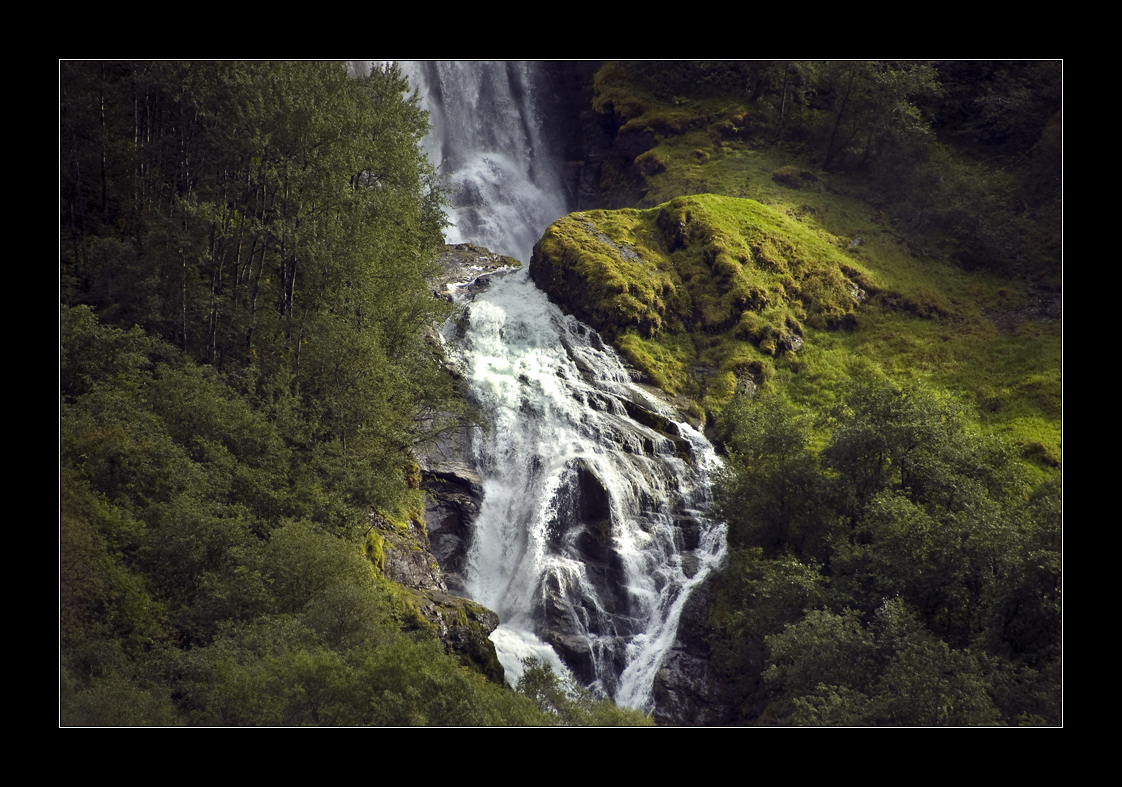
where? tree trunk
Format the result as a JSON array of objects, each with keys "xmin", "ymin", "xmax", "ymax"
[{"xmin": 822, "ymin": 66, "xmax": 857, "ymax": 170}]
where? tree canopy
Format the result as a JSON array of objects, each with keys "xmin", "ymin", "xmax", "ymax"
[
  {"xmin": 61, "ymin": 61, "xmax": 453, "ymax": 513},
  {"xmin": 710, "ymin": 376, "xmax": 1061, "ymax": 725},
  {"xmin": 59, "ymin": 61, "xmax": 578, "ymax": 726}
]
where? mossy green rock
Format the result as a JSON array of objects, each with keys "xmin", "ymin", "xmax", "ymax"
[
  {"xmin": 409, "ymin": 590, "xmax": 506, "ymax": 685},
  {"xmin": 530, "ymin": 194, "xmax": 875, "ymax": 410},
  {"xmin": 370, "ymin": 505, "xmax": 505, "ymax": 685}
]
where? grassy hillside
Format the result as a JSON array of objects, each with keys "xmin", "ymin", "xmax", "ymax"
[
  {"xmin": 556, "ymin": 61, "xmax": 1059, "ymax": 471},
  {"xmin": 533, "ymin": 188, "xmax": 1060, "ymax": 472},
  {"xmin": 534, "ymin": 61, "xmax": 1061, "ymax": 725}
]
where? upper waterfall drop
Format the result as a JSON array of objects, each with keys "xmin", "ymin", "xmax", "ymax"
[
  {"xmin": 399, "ymin": 61, "xmax": 568, "ymax": 262},
  {"xmin": 402, "ymin": 61, "xmax": 727, "ymax": 709}
]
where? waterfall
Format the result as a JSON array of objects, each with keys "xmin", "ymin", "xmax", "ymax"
[
  {"xmin": 400, "ymin": 61, "xmax": 727, "ymax": 710},
  {"xmin": 400, "ymin": 61, "xmax": 567, "ymax": 262}
]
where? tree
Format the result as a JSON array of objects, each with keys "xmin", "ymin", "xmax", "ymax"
[
  {"xmin": 803, "ymin": 61, "xmax": 940, "ymax": 172},
  {"xmin": 62, "ymin": 61, "xmax": 455, "ymax": 514},
  {"xmin": 761, "ymin": 600, "xmax": 1004, "ymax": 726},
  {"xmin": 714, "ymin": 394, "xmax": 829, "ymax": 558}
]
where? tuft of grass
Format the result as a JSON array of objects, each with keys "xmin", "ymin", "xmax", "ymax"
[{"xmin": 616, "ymin": 330, "xmax": 696, "ymax": 396}]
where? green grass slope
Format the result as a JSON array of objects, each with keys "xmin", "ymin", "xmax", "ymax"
[{"xmin": 535, "ymin": 66, "xmax": 1060, "ymax": 473}]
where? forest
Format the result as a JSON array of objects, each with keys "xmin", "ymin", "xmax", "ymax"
[
  {"xmin": 59, "ymin": 61, "xmax": 649, "ymax": 725},
  {"xmin": 60, "ymin": 60, "xmax": 1061, "ymax": 725}
]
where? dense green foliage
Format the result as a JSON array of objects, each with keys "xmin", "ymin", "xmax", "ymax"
[
  {"xmin": 62, "ymin": 61, "xmax": 454, "ymax": 514},
  {"xmin": 708, "ymin": 380, "xmax": 1060, "ymax": 725},
  {"xmin": 60, "ymin": 61, "xmax": 650, "ymax": 726}
]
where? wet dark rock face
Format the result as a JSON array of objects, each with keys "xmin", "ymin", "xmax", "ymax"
[
  {"xmin": 537, "ymin": 458, "xmax": 632, "ymax": 689},
  {"xmin": 651, "ymin": 582, "xmax": 739, "ymax": 726},
  {"xmin": 417, "ymin": 426, "xmax": 482, "ymax": 597}
]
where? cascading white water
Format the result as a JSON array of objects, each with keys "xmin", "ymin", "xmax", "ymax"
[
  {"xmin": 448, "ymin": 271, "xmax": 726, "ymax": 706},
  {"xmin": 401, "ymin": 61, "xmax": 726, "ymax": 709}
]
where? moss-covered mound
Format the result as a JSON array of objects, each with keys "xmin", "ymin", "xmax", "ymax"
[
  {"xmin": 531, "ymin": 194, "xmax": 876, "ymax": 412},
  {"xmin": 533, "ymin": 62, "xmax": 1060, "ymax": 470}
]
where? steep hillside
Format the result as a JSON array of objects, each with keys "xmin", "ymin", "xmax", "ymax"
[
  {"xmin": 59, "ymin": 61, "xmax": 653, "ymax": 727},
  {"xmin": 531, "ymin": 191, "xmax": 1060, "ymax": 471},
  {"xmin": 531, "ymin": 61, "xmax": 1061, "ymax": 725}
]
